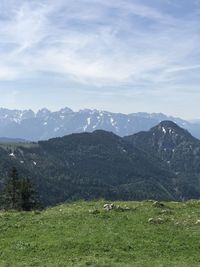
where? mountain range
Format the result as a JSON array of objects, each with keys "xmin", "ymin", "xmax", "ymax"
[
  {"xmin": 0, "ymin": 107, "xmax": 200, "ymax": 141},
  {"xmin": 0, "ymin": 121, "xmax": 200, "ymax": 206}
]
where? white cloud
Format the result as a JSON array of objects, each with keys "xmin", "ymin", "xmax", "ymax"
[
  {"xmin": 166, "ymin": 64, "xmax": 200, "ymax": 73},
  {"xmin": 0, "ymin": 65, "xmax": 20, "ymax": 80},
  {"xmin": 0, "ymin": 0, "xmax": 199, "ymax": 89}
]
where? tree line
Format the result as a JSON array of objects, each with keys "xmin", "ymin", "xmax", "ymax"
[{"xmin": 0, "ymin": 167, "xmax": 40, "ymax": 211}]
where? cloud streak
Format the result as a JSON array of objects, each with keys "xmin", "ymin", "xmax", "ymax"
[
  {"xmin": 0, "ymin": 0, "xmax": 199, "ymax": 86},
  {"xmin": 0, "ymin": 0, "xmax": 200, "ymax": 118}
]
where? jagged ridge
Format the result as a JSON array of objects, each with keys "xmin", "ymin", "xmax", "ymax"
[{"xmin": 0, "ymin": 107, "xmax": 200, "ymax": 141}]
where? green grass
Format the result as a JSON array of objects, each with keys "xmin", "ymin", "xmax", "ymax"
[{"xmin": 0, "ymin": 200, "xmax": 200, "ymax": 267}]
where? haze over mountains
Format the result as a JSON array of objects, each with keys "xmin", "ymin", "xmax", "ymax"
[
  {"xmin": 0, "ymin": 121, "xmax": 200, "ymax": 206},
  {"xmin": 0, "ymin": 107, "xmax": 200, "ymax": 141}
]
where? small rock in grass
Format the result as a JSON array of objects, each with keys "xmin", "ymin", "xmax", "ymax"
[
  {"xmin": 104, "ymin": 203, "xmax": 115, "ymax": 211},
  {"xmin": 124, "ymin": 206, "xmax": 131, "ymax": 211},
  {"xmin": 148, "ymin": 217, "xmax": 165, "ymax": 224},
  {"xmin": 152, "ymin": 201, "xmax": 165, "ymax": 208},
  {"xmin": 116, "ymin": 205, "xmax": 131, "ymax": 212},
  {"xmin": 103, "ymin": 203, "xmax": 131, "ymax": 212},
  {"xmin": 160, "ymin": 209, "xmax": 172, "ymax": 215},
  {"xmin": 148, "ymin": 218, "xmax": 154, "ymax": 223},
  {"xmin": 195, "ymin": 219, "xmax": 200, "ymax": 225}
]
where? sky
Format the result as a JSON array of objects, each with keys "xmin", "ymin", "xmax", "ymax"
[{"xmin": 0, "ymin": 0, "xmax": 200, "ymax": 119}]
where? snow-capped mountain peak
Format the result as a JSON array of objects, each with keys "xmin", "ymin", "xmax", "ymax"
[{"xmin": 0, "ymin": 107, "xmax": 199, "ymax": 141}]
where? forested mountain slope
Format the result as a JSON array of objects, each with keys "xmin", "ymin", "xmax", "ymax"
[
  {"xmin": 0, "ymin": 121, "xmax": 199, "ymax": 206},
  {"xmin": 125, "ymin": 121, "xmax": 200, "ymax": 199}
]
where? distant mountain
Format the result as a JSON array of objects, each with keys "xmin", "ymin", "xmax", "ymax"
[
  {"xmin": 0, "ymin": 137, "xmax": 27, "ymax": 143},
  {"xmin": 0, "ymin": 107, "xmax": 200, "ymax": 140},
  {"xmin": 0, "ymin": 121, "xmax": 200, "ymax": 206}
]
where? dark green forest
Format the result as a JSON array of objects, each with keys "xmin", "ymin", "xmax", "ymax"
[{"xmin": 0, "ymin": 121, "xmax": 200, "ymax": 207}]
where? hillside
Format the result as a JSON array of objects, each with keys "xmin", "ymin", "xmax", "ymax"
[
  {"xmin": 125, "ymin": 121, "xmax": 200, "ymax": 199},
  {"xmin": 0, "ymin": 130, "xmax": 175, "ymax": 206},
  {"xmin": 1, "ymin": 121, "xmax": 200, "ymax": 206},
  {"xmin": 0, "ymin": 200, "xmax": 200, "ymax": 267}
]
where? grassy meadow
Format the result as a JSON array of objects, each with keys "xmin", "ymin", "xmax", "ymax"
[{"xmin": 0, "ymin": 200, "xmax": 200, "ymax": 267}]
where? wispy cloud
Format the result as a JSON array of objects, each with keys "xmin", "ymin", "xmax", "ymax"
[
  {"xmin": 0, "ymin": 0, "xmax": 200, "ymax": 117},
  {"xmin": 0, "ymin": 0, "xmax": 199, "ymax": 86},
  {"xmin": 166, "ymin": 64, "xmax": 200, "ymax": 73}
]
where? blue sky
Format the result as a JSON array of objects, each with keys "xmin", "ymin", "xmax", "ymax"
[{"xmin": 0, "ymin": 0, "xmax": 200, "ymax": 119}]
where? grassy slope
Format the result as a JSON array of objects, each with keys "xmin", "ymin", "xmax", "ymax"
[{"xmin": 0, "ymin": 200, "xmax": 200, "ymax": 267}]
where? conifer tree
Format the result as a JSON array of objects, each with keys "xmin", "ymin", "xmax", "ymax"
[
  {"xmin": 1, "ymin": 167, "xmax": 40, "ymax": 211},
  {"xmin": 3, "ymin": 167, "xmax": 21, "ymax": 210},
  {"xmin": 20, "ymin": 177, "xmax": 39, "ymax": 211}
]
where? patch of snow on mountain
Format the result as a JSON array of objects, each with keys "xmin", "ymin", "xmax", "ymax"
[
  {"xmin": 110, "ymin": 118, "xmax": 115, "ymax": 126},
  {"xmin": 87, "ymin": 118, "xmax": 91, "ymax": 125},
  {"xmin": 54, "ymin": 127, "xmax": 60, "ymax": 132},
  {"xmin": 83, "ymin": 125, "xmax": 87, "ymax": 132},
  {"xmin": 162, "ymin": 127, "xmax": 166, "ymax": 134},
  {"xmin": 83, "ymin": 117, "xmax": 91, "ymax": 131}
]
